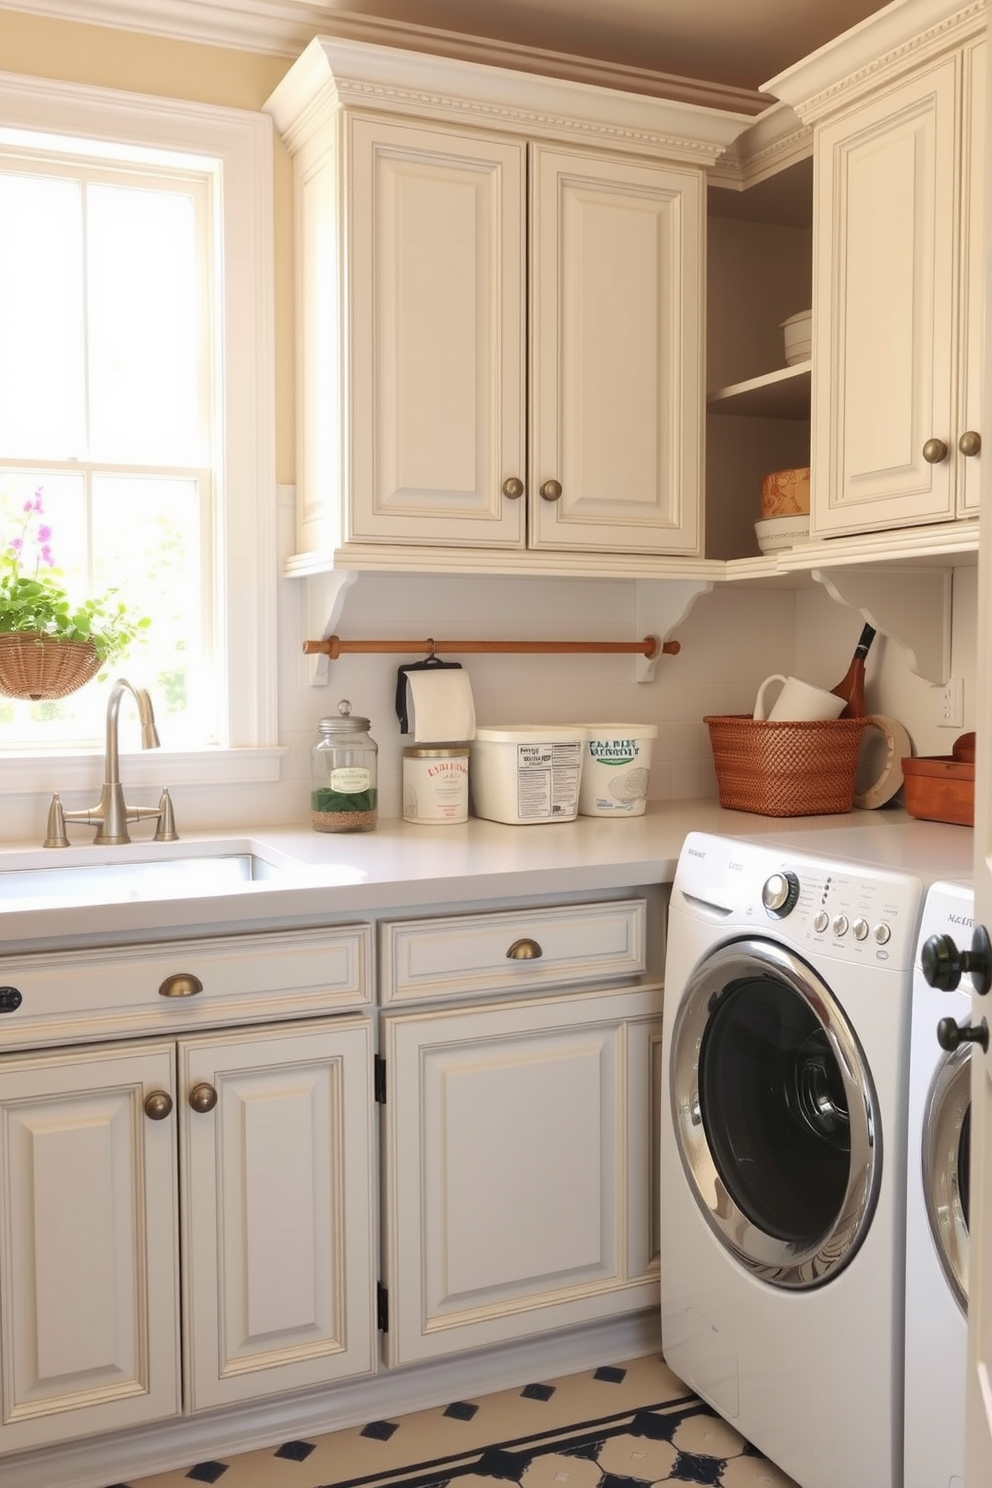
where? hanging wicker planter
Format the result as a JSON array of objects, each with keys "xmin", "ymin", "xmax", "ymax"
[{"xmin": 0, "ymin": 632, "xmax": 101, "ymax": 701}]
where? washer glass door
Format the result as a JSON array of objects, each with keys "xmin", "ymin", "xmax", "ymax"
[
  {"xmin": 669, "ymin": 937, "xmax": 881, "ymax": 1289},
  {"xmin": 923, "ymin": 1045, "xmax": 970, "ymax": 1313}
]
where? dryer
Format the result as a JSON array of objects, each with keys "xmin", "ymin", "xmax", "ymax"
[
  {"xmin": 660, "ymin": 830, "xmax": 924, "ymax": 1488},
  {"xmin": 905, "ymin": 880, "xmax": 973, "ymax": 1488}
]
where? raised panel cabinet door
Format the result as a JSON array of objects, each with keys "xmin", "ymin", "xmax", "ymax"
[
  {"xmin": 957, "ymin": 35, "xmax": 985, "ymax": 517},
  {"xmin": 180, "ymin": 1016, "xmax": 375, "ymax": 1412},
  {"xmin": 0, "ymin": 1041, "xmax": 179, "ymax": 1455},
  {"xmin": 348, "ymin": 116, "xmax": 527, "ymax": 547},
  {"xmin": 811, "ymin": 57, "xmax": 958, "ymax": 536},
  {"xmin": 530, "ymin": 145, "xmax": 704, "ymax": 555},
  {"xmin": 380, "ymin": 985, "xmax": 662, "ymax": 1367}
]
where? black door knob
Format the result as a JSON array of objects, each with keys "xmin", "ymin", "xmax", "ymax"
[
  {"xmin": 921, "ymin": 926, "xmax": 992, "ymax": 995},
  {"xmin": 936, "ymin": 1015, "xmax": 989, "ymax": 1053}
]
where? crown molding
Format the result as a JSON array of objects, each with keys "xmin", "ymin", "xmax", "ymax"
[{"xmin": 0, "ymin": 0, "xmax": 769, "ymax": 116}]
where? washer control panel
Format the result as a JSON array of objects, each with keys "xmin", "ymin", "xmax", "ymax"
[{"xmin": 675, "ymin": 832, "xmax": 925, "ymax": 969}]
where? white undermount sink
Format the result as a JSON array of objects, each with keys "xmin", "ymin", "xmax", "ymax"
[{"xmin": 0, "ymin": 850, "xmax": 289, "ymax": 907}]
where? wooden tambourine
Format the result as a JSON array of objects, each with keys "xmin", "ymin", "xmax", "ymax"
[{"xmin": 853, "ymin": 715, "xmax": 914, "ymax": 809}]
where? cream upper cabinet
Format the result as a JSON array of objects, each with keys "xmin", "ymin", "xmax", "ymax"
[
  {"xmin": 768, "ymin": 1, "xmax": 985, "ymax": 541},
  {"xmin": 530, "ymin": 146, "xmax": 703, "ymax": 554},
  {"xmin": 266, "ymin": 36, "xmax": 751, "ymax": 573},
  {"xmin": 347, "ymin": 116, "xmax": 527, "ymax": 549}
]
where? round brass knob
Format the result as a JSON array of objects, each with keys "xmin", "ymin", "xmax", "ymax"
[
  {"xmin": 189, "ymin": 1082, "xmax": 218, "ymax": 1113},
  {"xmin": 144, "ymin": 1090, "xmax": 174, "ymax": 1121},
  {"xmin": 507, "ymin": 938, "xmax": 543, "ymax": 960},
  {"xmin": 959, "ymin": 430, "xmax": 982, "ymax": 457},
  {"xmin": 502, "ymin": 477, "xmax": 524, "ymax": 500},
  {"xmin": 539, "ymin": 479, "xmax": 563, "ymax": 502},
  {"xmin": 158, "ymin": 973, "xmax": 204, "ymax": 998},
  {"xmin": 923, "ymin": 438, "xmax": 949, "ymax": 464}
]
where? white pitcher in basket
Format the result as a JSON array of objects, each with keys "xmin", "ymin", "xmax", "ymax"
[{"xmin": 753, "ymin": 674, "xmax": 846, "ymax": 723}]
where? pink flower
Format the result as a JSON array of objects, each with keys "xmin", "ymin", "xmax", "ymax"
[
  {"xmin": 40, "ymin": 545, "xmax": 53, "ymax": 566},
  {"xmin": 9, "ymin": 538, "xmax": 22, "ymax": 552},
  {"xmin": 36, "ymin": 525, "xmax": 52, "ymax": 542},
  {"xmin": 32, "ymin": 490, "xmax": 44, "ymax": 512}
]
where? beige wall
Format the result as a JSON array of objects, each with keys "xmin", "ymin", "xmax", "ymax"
[{"xmin": 0, "ymin": 6, "xmax": 297, "ymax": 484}]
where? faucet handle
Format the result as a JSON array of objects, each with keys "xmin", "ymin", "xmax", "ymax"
[
  {"xmin": 43, "ymin": 793, "xmax": 70, "ymax": 849},
  {"xmin": 153, "ymin": 788, "xmax": 179, "ymax": 843}
]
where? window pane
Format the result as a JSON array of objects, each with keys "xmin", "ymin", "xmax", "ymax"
[
  {"xmin": 87, "ymin": 182, "xmax": 202, "ymax": 462},
  {"xmin": 0, "ymin": 172, "xmax": 86, "ymax": 456},
  {"xmin": 91, "ymin": 474, "xmax": 212, "ymax": 743}
]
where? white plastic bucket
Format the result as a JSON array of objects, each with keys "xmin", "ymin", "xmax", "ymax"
[
  {"xmin": 470, "ymin": 725, "xmax": 584, "ymax": 824},
  {"xmin": 576, "ymin": 723, "xmax": 658, "ymax": 816}
]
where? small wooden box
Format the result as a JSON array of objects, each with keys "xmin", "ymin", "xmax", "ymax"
[{"xmin": 901, "ymin": 753, "xmax": 975, "ymax": 826}]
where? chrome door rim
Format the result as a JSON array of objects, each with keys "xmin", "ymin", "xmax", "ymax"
[
  {"xmin": 669, "ymin": 936, "xmax": 881, "ymax": 1289},
  {"xmin": 922, "ymin": 1045, "xmax": 970, "ymax": 1314}
]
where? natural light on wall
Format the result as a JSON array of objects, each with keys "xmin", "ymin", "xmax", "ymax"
[{"xmin": 0, "ymin": 73, "xmax": 276, "ymax": 786}]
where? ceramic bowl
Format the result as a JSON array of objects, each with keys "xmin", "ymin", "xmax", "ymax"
[
  {"xmin": 759, "ymin": 466, "xmax": 810, "ymax": 519},
  {"xmin": 782, "ymin": 309, "xmax": 812, "ymax": 366},
  {"xmin": 755, "ymin": 514, "xmax": 811, "ymax": 553}
]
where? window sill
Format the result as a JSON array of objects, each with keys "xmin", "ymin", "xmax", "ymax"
[{"xmin": 0, "ymin": 747, "xmax": 288, "ymax": 796}]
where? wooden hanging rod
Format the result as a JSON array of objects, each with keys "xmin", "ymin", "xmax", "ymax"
[{"xmin": 303, "ymin": 635, "xmax": 680, "ymax": 660}]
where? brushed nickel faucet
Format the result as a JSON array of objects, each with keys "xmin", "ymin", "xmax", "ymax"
[{"xmin": 44, "ymin": 678, "xmax": 178, "ymax": 847}]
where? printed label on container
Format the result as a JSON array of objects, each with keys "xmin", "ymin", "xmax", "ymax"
[
  {"xmin": 330, "ymin": 767, "xmax": 372, "ymax": 794},
  {"xmin": 589, "ymin": 737, "xmax": 641, "ymax": 766},
  {"xmin": 515, "ymin": 741, "xmax": 581, "ymax": 819}
]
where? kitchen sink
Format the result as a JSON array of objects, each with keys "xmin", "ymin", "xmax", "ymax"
[{"xmin": 0, "ymin": 851, "xmax": 289, "ymax": 907}]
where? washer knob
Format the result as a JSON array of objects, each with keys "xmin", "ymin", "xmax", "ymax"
[
  {"xmin": 813, "ymin": 911, "xmax": 829, "ymax": 933},
  {"xmin": 832, "ymin": 915, "xmax": 850, "ymax": 938},
  {"xmin": 762, "ymin": 871, "xmax": 800, "ymax": 917},
  {"xmin": 874, "ymin": 923, "xmax": 892, "ymax": 945},
  {"xmin": 853, "ymin": 918, "xmax": 869, "ymax": 941}
]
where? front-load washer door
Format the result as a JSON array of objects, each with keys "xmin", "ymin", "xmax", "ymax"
[
  {"xmin": 922, "ymin": 1045, "xmax": 971, "ymax": 1313},
  {"xmin": 669, "ymin": 937, "xmax": 881, "ymax": 1289}
]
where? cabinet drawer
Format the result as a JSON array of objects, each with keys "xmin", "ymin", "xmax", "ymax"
[
  {"xmin": 380, "ymin": 900, "xmax": 646, "ymax": 1005},
  {"xmin": 0, "ymin": 925, "xmax": 373, "ymax": 1050}
]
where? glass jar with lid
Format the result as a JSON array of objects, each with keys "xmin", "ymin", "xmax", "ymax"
[{"xmin": 310, "ymin": 699, "xmax": 378, "ymax": 832}]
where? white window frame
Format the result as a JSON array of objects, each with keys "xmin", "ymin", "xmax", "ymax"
[{"xmin": 0, "ymin": 69, "xmax": 281, "ymax": 795}]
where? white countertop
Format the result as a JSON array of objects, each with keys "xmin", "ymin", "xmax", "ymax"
[{"xmin": 0, "ymin": 801, "xmax": 976, "ymax": 954}]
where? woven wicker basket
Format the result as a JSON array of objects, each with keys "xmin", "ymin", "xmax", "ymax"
[
  {"xmin": 704, "ymin": 714, "xmax": 869, "ymax": 817},
  {"xmin": 0, "ymin": 633, "xmax": 101, "ymax": 701}
]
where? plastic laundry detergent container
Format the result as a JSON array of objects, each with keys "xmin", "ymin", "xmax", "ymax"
[
  {"xmin": 577, "ymin": 723, "xmax": 657, "ymax": 816},
  {"xmin": 470, "ymin": 726, "xmax": 584, "ymax": 824}
]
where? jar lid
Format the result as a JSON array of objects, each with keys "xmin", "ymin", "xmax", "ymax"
[
  {"xmin": 403, "ymin": 744, "xmax": 470, "ymax": 757},
  {"xmin": 318, "ymin": 699, "xmax": 371, "ymax": 733}
]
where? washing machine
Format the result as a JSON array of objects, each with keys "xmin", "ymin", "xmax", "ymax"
[
  {"xmin": 660, "ymin": 829, "xmax": 925, "ymax": 1488},
  {"xmin": 905, "ymin": 880, "xmax": 974, "ymax": 1488}
]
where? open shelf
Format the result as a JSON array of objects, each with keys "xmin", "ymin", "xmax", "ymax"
[{"xmin": 708, "ymin": 362, "xmax": 811, "ymax": 418}]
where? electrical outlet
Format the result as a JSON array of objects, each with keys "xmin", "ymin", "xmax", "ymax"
[{"xmin": 938, "ymin": 677, "xmax": 965, "ymax": 728}]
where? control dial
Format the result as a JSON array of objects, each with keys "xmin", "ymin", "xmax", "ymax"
[{"xmin": 762, "ymin": 870, "xmax": 800, "ymax": 918}]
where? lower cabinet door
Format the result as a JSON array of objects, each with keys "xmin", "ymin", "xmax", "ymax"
[
  {"xmin": 0, "ymin": 1040, "xmax": 180, "ymax": 1454},
  {"xmin": 179, "ymin": 1016, "xmax": 376, "ymax": 1411},
  {"xmin": 380, "ymin": 986, "xmax": 662, "ymax": 1366}
]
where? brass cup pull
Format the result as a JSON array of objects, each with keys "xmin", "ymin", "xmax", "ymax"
[
  {"xmin": 959, "ymin": 430, "xmax": 982, "ymax": 457},
  {"xmin": 502, "ymin": 477, "xmax": 524, "ymax": 500},
  {"xmin": 189, "ymin": 1082, "xmax": 218, "ymax": 1113},
  {"xmin": 144, "ymin": 1090, "xmax": 174, "ymax": 1121},
  {"xmin": 540, "ymin": 479, "xmax": 563, "ymax": 502},
  {"xmin": 507, "ymin": 938, "xmax": 543, "ymax": 960},
  {"xmin": 158, "ymin": 972, "xmax": 204, "ymax": 998},
  {"xmin": 923, "ymin": 438, "xmax": 949, "ymax": 464}
]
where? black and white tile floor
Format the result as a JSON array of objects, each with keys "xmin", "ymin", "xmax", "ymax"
[{"xmin": 111, "ymin": 1354, "xmax": 799, "ymax": 1488}]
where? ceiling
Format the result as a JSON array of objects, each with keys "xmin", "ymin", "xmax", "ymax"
[
  {"xmin": 3, "ymin": 0, "xmax": 895, "ymax": 95},
  {"xmin": 311, "ymin": 0, "xmax": 892, "ymax": 93}
]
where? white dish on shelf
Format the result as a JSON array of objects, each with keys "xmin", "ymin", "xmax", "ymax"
[
  {"xmin": 782, "ymin": 309, "xmax": 812, "ymax": 366},
  {"xmin": 754, "ymin": 514, "xmax": 811, "ymax": 553}
]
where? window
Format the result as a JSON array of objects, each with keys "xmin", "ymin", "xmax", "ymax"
[{"xmin": 0, "ymin": 71, "xmax": 278, "ymax": 791}]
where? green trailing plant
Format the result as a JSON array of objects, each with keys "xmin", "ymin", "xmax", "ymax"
[{"xmin": 0, "ymin": 488, "xmax": 149, "ymax": 666}]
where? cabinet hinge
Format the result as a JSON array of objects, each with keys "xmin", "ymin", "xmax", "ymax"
[
  {"xmin": 374, "ymin": 1054, "xmax": 386, "ymax": 1104},
  {"xmin": 377, "ymin": 1280, "xmax": 389, "ymax": 1333}
]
